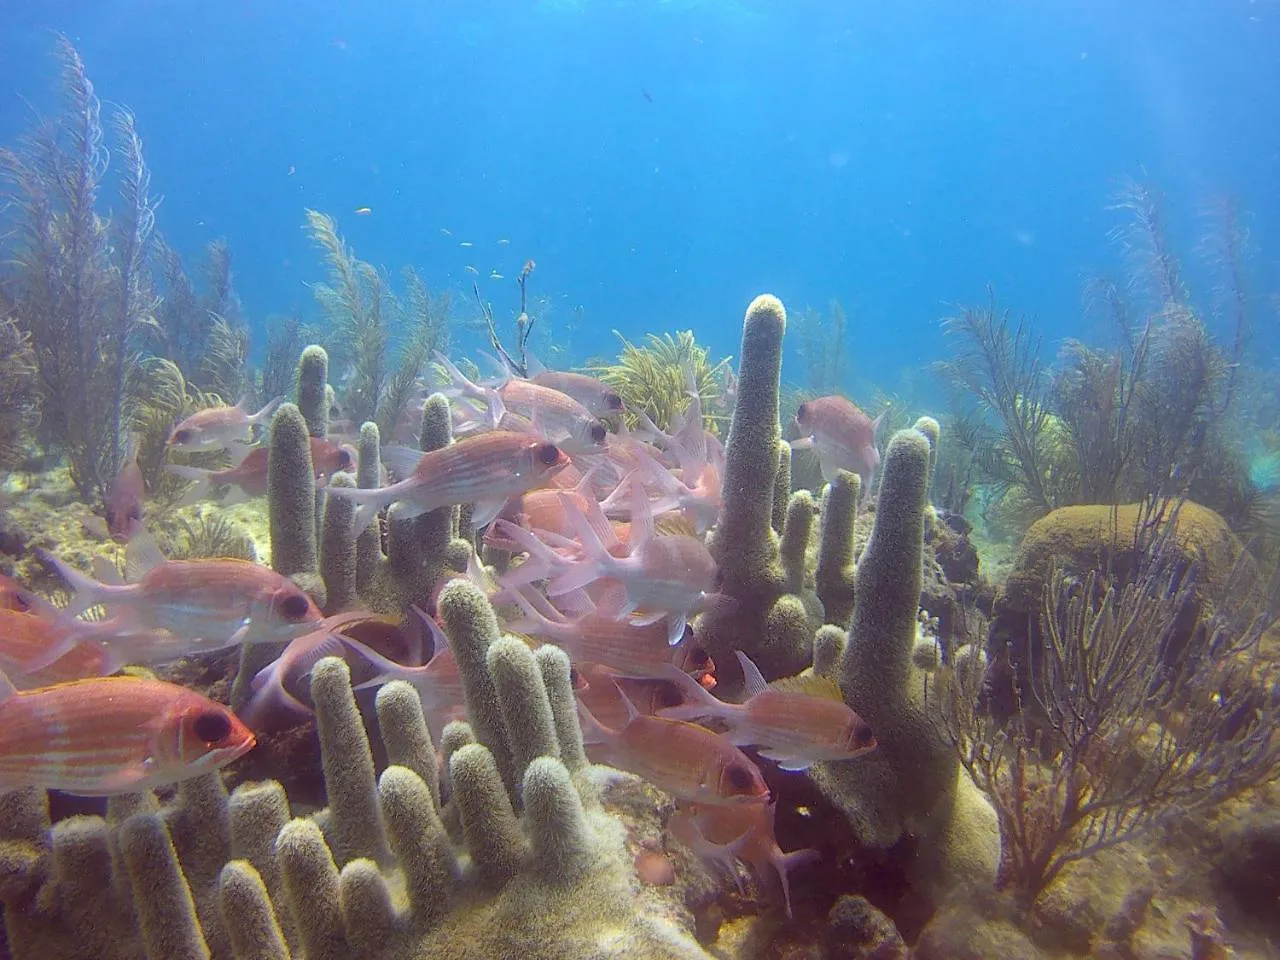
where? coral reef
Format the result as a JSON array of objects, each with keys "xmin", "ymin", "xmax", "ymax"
[{"xmin": 0, "ymin": 581, "xmax": 714, "ymax": 960}]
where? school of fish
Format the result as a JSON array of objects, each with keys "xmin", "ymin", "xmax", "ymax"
[{"xmin": 0, "ymin": 353, "xmax": 884, "ymax": 915}]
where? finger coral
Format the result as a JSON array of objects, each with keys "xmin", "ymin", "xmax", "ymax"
[{"xmin": 0, "ymin": 584, "xmax": 715, "ymax": 960}]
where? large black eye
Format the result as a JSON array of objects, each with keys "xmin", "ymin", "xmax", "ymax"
[
  {"xmin": 605, "ymin": 393, "xmax": 623, "ymax": 411},
  {"xmin": 589, "ymin": 422, "xmax": 607, "ymax": 444},
  {"xmin": 688, "ymin": 645, "xmax": 710, "ymax": 668},
  {"xmin": 337, "ymin": 450, "xmax": 354, "ymax": 469},
  {"xmin": 193, "ymin": 711, "xmax": 232, "ymax": 743},
  {"xmin": 280, "ymin": 593, "xmax": 311, "ymax": 621},
  {"xmin": 795, "ymin": 403, "xmax": 808, "ymax": 421},
  {"xmin": 569, "ymin": 665, "xmax": 582, "ymax": 687},
  {"xmin": 854, "ymin": 722, "xmax": 875, "ymax": 746},
  {"xmin": 537, "ymin": 443, "xmax": 561, "ymax": 466},
  {"xmin": 172, "ymin": 429, "xmax": 192, "ymax": 444},
  {"xmin": 725, "ymin": 764, "xmax": 755, "ymax": 792},
  {"xmin": 680, "ymin": 624, "xmax": 696, "ymax": 646}
]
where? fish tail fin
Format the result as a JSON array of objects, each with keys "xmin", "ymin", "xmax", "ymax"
[
  {"xmin": 248, "ymin": 395, "xmax": 286, "ymax": 428},
  {"xmin": 769, "ymin": 846, "xmax": 822, "ymax": 919},
  {"xmin": 163, "ymin": 464, "xmax": 213, "ymax": 505},
  {"xmin": 433, "ymin": 351, "xmax": 506, "ymax": 429},
  {"xmin": 653, "ymin": 664, "xmax": 726, "ymax": 721},
  {"xmin": 574, "ymin": 697, "xmax": 616, "ymax": 745},
  {"xmin": 38, "ymin": 549, "xmax": 107, "ymax": 618}
]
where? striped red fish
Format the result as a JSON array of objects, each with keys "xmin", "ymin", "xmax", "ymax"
[
  {"xmin": 38, "ymin": 552, "xmax": 323, "ymax": 663},
  {"xmin": 325, "ymin": 430, "xmax": 571, "ymax": 533},
  {"xmin": 0, "ymin": 671, "xmax": 255, "ymax": 796}
]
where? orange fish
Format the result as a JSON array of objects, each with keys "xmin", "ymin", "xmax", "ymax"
[
  {"xmin": 165, "ymin": 437, "xmax": 354, "ymax": 502},
  {"xmin": 577, "ymin": 693, "xmax": 768, "ymax": 806},
  {"xmin": 168, "ymin": 397, "xmax": 283, "ymax": 452},
  {"xmin": 0, "ymin": 604, "xmax": 128, "ymax": 686},
  {"xmin": 0, "ymin": 670, "xmax": 254, "ymax": 796},
  {"xmin": 39, "ymin": 552, "xmax": 323, "ymax": 661},
  {"xmin": 658, "ymin": 651, "xmax": 876, "ymax": 771},
  {"xmin": 791, "ymin": 395, "xmax": 884, "ymax": 487},
  {"xmin": 325, "ymin": 430, "xmax": 571, "ymax": 534}
]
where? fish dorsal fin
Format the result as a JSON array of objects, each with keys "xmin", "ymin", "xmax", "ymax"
[
  {"xmin": 768, "ymin": 670, "xmax": 845, "ymax": 702},
  {"xmin": 734, "ymin": 651, "xmax": 769, "ymax": 698},
  {"xmin": 409, "ymin": 604, "xmax": 450, "ymax": 661},
  {"xmin": 123, "ymin": 532, "xmax": 167, "ymax": 582},
  {"xmin": 523, "ymin": 350, "xmax": 548, "ymax": 378},
  {"xmin": 91, "ymin": 555, "xmax": 127, "ymax": 586}
]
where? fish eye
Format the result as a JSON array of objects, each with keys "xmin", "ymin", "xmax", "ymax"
[
  {"xmin": 280, "ymin": 593, "xmax": 312, "ymax": 621},
  {"xmin": 680, "ymin": 624, "xmax": 696, "ymax": 646},
  {"xmin": 588, "ymin": 422, "xmax": 607, "ymax": 444},
  {"xmin": 795, "ymin": 403, "xmax": 808, "ymax": 421},
  {"xmin": 338, "ymin": 450, "xmax": 354, "ymax": 469},
  {"xmin": 569, "ymin": 665, "xmax": 582, "ymax": 687},
  {"xmin": 537, "ymin": 443, "xmax": 562, "ymax": 466},
  {"xmin": 605, "ymin": 393, "xmax": 623, "ymax": 411},
  {"xmin": 854, "ymin": 722, "xmax": 875, "ymax": 746},
  {"xmin": 192, "ymin": 711, "xmax": 233, "ymax": 744},
  {"xmin": 688, "ymin": 645, "xmax": 710, "ymax": 668},
  {"xmin": 172, "ymin": 429, "xmax": 192, "ymax": 444},
  {"xmin": 725, "ymin": 764, "xmax": 756, "ymax": 792}
]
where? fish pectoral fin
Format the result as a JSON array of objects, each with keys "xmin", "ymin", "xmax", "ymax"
[
  {"xmin": 756, "ymin": 749, "xmax": 814, "ymax": 772},
  {"xmin": 470, "ymin": 498, "xmax": 508, "ymax": 529}
]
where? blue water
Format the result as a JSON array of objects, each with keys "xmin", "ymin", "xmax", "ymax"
[{"xmin": 2, "ymin": 0, "xmax": 1276, "ymax": 394}]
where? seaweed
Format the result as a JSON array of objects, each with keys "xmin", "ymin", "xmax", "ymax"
[
  {"xmin": 305, "ymin": 209, "xmax": 450, "ymax": 435},
  {"xmin": 0, "ymin": 38, "xmax": 160, "ymax": 507},
  {"xmin": 584, "ymin": 330, "xmax": 732, "ymax": 434},
  {"xmin": 0, "ymin": 314, "xmax": 39, "ymax": 469}
]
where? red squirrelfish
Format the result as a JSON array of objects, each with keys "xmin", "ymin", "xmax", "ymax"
[
  {"xmin": 791, "ymin": 395, "xmax": 884, "ymax": 487},
  {"xmin": 530, "ymin": 369, "xmax": 624, "ymax": 420},
  {"xmin": 0, "ymin": 670, "xmax": 255, "ymax": 796},
  {"xmin": 675, "ymin": 800, "xmax": 820, "ymax": 918},
  {"xmin": 38, "ymin": 552, "xmax": 323, "ymax": 661},
  {"xmin": 572, "ymin": 662, "xmax": 687, "ymax": 731},
  {"xmin": 105, "ymin": 438, "xmax": 147, "ymax": 544},
  {"xmin": 545, "ymin": 490, "xmax": 720, "ymax": 646},
  {"xmin": 506, "ymin": 587, "xmax": 695, "ymax": 678},
  {"xmin": 168, "ymin": 396, "xmax": 284, "ymax": 452},
  {"xmin": 0, "ymin": 602, "xmax": 149, "ymax": 686},
  {"xmin": 325, "ymin": 430, "xmax": 571, "ymax": 533},
  {"xmin": 658, "ymin": 651, "xmax": 876, "ymax": 771},
  {"xmin": 165, "ymin": 437, "xmax": 355, "ymax": 502},
  {"xmin": 577, "ymin": 694, "xmax": 769, "ymax": 806}
]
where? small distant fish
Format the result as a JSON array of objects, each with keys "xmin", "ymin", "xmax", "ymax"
[
  {"xmin": 459, "ymin": 241, "xmax": 474, "ymax": 248},
  {"xmin": 287, "ymin": 165, "xmax": 296, "ymax": 177},
  {"xmin": 0, "ymin": 670, "xmax": 255, "ymax": 796},
  {"xmin": 354, "ymin": 207, "xmax": 373, "ymax": 216},
  {"xmin": 641, "ymin": 88, "xmax": 653, "ymax": 103},
  {"xmin": 168, "ymin": 397, "xmax": 284, "ymax": 453},
  {"xmin": 497, "ymin": 238, "xmax": 510, "ymax": 246},
  {"xmin": 464, "ymin": 265, "xmax": 479, "ymax": 276},
  {"xmin": 86, "ymin": 435, "xmax": 147, "ymax": 545},
  {"xmin": 440, "ymin": 227, "xmax": 453, "ymax": 236},
  {"xmin": 489, "ymin": 271, "xmax": 504, "ymax": 280}
]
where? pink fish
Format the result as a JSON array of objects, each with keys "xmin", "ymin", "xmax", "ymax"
[
  {"xmin": 324, "ymin": 430, "xmax": 571, "ymax": 533},
  {"xmin": 38, "ymin": 552, "xmax": 323, "ymax": 663},
  {"xmin": 675, "ymin": 800, "xmax": 820, "ymax": 918},
  {"xmin": 791, "ymin": 395, "xmax": 884, "ymax": 487},
  {"xmin": 541, "ymin": 489, "xmax": 722, "ymax": 646},
  {"xmin": 577, "ymin": 693, "xmax": 769, "ymax": 806},
  {"xmin": 0, "ymin": 670, "xmax": 255, "ymax": 796},
  {"xmin": 168, "ymin": 396, "xmax": 284, "ymax": 452},
  {"xmin": 165, "ymin": 437, "xmax": 355, "ymax": 502},
  {"xmin": 530, "ymin": 369, "xmax": 624, "ymax": 419},
  {"xmin": 506, "ymin": 587, "xmax": 696, "ymax": 678},
  {"xmin": 81, "ymin": 438, "xmax": 147, "ymax": 545},
  {"xmin": 657, "ymin": 651, "xmax": 876, "ymax": 771}
]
